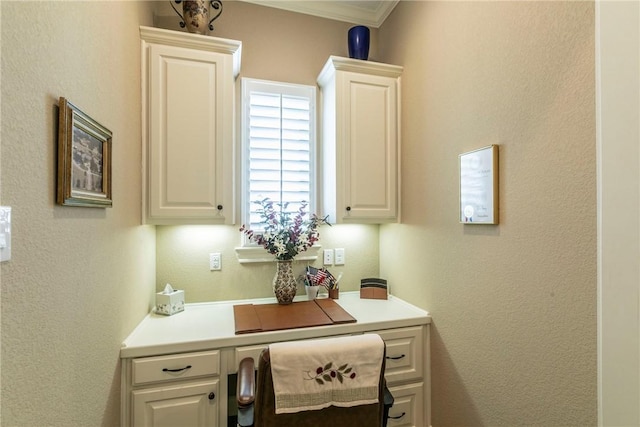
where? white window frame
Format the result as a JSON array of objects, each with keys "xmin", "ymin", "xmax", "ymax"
[{"xmin": 236, "ymin": 78, "xmax": 321, "ymax": 263}]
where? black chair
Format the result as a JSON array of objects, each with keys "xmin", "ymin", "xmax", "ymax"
[{"xmin": 236, "ymin": 336, "xmax": 394, "ymax": 427}]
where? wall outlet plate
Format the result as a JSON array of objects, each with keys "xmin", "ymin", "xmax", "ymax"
[
  {"xmin": 209, "ymin": 253, "xmax": 221, "ymax": 270},
  {"xmin": 0, "ymin": 206, "xmax": 11, "ymax": 262},
  {"xmin": 323, "ymin": 249, "xmax": 334, "ymax": 265}
]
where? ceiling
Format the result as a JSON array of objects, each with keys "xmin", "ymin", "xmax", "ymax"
[{"xmin": 156, "ymin": 1, "xmax": 399, "ymax": 28}]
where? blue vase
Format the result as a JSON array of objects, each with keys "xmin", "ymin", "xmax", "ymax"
[{"xmin": 348, "ymin": 25, "xmax": 370, "ymax": 60}]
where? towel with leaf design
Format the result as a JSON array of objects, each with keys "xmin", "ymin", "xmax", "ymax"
[{"xmin": 269, "ymin": 334, "xmax": 384, "ymax": 414}]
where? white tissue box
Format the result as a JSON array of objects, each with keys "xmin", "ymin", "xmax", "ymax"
[{"xmin": 156, "ymin": 289, "xmax": 185, "ymax": 316}]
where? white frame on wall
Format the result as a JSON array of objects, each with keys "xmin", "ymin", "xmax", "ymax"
[{"xmin": 459, "ymin": 144, "xmax": 499, "ymax": 225}]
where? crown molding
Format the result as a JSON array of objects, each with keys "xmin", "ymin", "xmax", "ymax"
[{"xmin": 239, "ymin": 0, "xmax": 398, "ymax": 27}]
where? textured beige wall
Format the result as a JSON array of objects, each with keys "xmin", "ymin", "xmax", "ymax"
[
  {"xmin": 379, "ymin": 1, "xmax": 597, "ymax": 425},
  {"xmin": 0, "ymin": 2, "xmax": 156, "ymax": 426},
  {"xmin": 156, "ymin": 224, "xmax": 379, "ymax": 302},
  {"xmin": 154, "ymin": 2, "xmax": 381, "ymax": 301},
  {"xmin": 0, "ymin": 1, "xmax": 600, "ymax": 425}
]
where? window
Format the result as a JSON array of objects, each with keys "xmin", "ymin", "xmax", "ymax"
[{"xmin": 241, "ymin": 78, "xmax": 316, "ymax": 234}]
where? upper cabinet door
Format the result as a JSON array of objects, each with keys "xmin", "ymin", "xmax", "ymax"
[
  {"xmin": 318, "ymin": 56, "xmax": 403, "ymax": 224},
  {"xmin": 141, "ymin": 27, "xmax": 241, "ymax": 225},
  {"xmin": 341, "ymin": 71, "xmax": 399, "ymax": 221}
]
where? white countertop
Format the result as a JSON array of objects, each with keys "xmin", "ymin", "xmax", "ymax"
[{"xmin": 120, "ymin": 292, "xmax": 431, "ymax": 359}]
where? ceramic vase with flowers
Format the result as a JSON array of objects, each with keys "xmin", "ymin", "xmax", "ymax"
[{"xmin": 240, "ymin": 199, "xmax": 330, "ymax": 304}]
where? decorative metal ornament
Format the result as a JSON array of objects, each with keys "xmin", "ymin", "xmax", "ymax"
[{"xmin": 171, "ymin": 0, "xmax": 223, "ymax": 34}]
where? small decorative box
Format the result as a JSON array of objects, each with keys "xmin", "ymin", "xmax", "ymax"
[{"xmin": 156, "ymin": 284, "xmax": 185, "ymax": 316}]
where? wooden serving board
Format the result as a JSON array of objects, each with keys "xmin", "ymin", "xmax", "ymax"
[{"xmin": 233, "ymin": 299, "xmax": 356, "ymax": 334}]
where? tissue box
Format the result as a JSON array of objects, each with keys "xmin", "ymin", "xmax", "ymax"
[{"xmin": 156, "ymin": 289, "xmax": 185, "ymax": 316}]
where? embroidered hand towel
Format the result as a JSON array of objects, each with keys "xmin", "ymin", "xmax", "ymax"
[{"xmin": 269, "ymin": 334, "xmax": 384, "ymax": 414}]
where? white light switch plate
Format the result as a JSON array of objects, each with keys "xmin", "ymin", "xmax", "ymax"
[{"xmin": 0, "ymin": 206, "xmax": 12, "ymax": 262}]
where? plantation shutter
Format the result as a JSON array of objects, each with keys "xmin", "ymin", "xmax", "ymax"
[{"xmin": 244, "ymin": 80, "xmax": 315, "ymax": 230}]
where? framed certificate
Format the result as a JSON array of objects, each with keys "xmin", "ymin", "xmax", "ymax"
[{"xmin": 459, "ymin": 145, "xmax": 499, "ymax": 224}]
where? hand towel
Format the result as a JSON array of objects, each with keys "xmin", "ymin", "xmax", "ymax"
[{"xmin": 269, "ymin": 334, "xmax": 384, "ymax": 414}]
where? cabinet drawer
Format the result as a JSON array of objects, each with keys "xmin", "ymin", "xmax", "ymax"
[
  {"xmin": 234, "ymin": 341, "xmax": 327, "ymax": 370},
  {"xmin": 132, "ymin": 350, "xmax": 220, "ymax": 386},
  {"xmin": 232, "ymin": 334, "xmax": 352, "ymax": 373},
  {"xmin": 234, "ymin": 344, "xmax": 268, "ymax": 370},
  {"xmin": 387, "ymin": 382, "xmax": 424, "ymax": 427},
  {"xmin": 370, "ymin": 326, "xmax": 424, "ymax": 384}
]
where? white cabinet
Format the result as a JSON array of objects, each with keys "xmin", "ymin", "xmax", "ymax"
[
  {"xmin": 126, "ymin": 351, "xmax": 221, "ymax": 427},
  {"xmin": 132, "ymin": 379, "xmax": 219, "ymax": 427},
  {"xmin": 371, "ymin": 326, "xmax": 426, "ymax": 427},
  {"xmin": 120, "ymin": 293, "xmax": 431, "ymax": 427},
  {"xmin": 317, "ymin": 56, "xmax": 403, "ymax": 224},
  {"xmin": 140, "ymin": 26, "xmax": 241, "ymax": 224},
  {"xmin": 387, "ymin": 382, "xmax": 425, "ymax": 427}
]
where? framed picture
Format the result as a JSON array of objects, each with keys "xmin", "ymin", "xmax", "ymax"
[
  {"xmin": 57, "ymin": 97, "xmax": 112, "ymax": 207},
  {"xmin": 459, "ymin": 145, "xmax": 499, "ymax": 224}
]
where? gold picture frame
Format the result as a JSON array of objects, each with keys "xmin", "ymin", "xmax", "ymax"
[
  {"xmin": 459, "ymin": 145, "xmax": 499, "ymax": 224},
  {"xmin": 57, "ymin": 97, "xmax": 112, "ymax": 207}
]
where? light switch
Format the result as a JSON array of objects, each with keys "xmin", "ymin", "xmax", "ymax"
[
  {"xmin": 0, "ymin": 206, "xmax": 11, "ymax": 262},
  {"xmin": 335, "ymin": 248, "xmax": 345, "ymax": 265}
]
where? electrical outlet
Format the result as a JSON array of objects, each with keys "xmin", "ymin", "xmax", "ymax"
[
  {"xmin": 323, "ymin": 249, "xmax": 334, "ymax": 265},
  {"xmin": 209, "ymin": 253, "xmax": 221, "ymax": 271},
  {"xmin": 0, "ymin": 206, "xmax": 11, "ymax": 262},
  {"xmin": 335, "ymin": 248, "xmax": 345, "ymax": 265}
]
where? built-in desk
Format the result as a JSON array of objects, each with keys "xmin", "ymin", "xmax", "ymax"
[{"xmin": 120, "ymin": 292, "xmax": 431, "ymax": 427}]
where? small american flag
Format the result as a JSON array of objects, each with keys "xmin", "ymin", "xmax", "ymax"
[{"xmin": 315, "ymin": 268, "xmax": 328, "ymax": 285}]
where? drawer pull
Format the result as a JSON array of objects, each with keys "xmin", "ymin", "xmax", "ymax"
[
  {"xmin": 386, "ymin": 354, "xmax": 406, "ymax": 361},
  {"xmin": 388, "ymin": 412, "xmax": 406, "ymax": 420},
  {"xmin": 208, "ymin": 392, "xmax": 215, "ymax": 401},
  {"xmin": 162, "ymin": 365, "xmax": 192, "ymax": 373}
]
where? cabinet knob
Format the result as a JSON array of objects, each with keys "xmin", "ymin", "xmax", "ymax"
[
  {"xmin": 208, "ymin": 392, "xmax": 216, "ymax": 401},
  {"xmin": 217, "ymin": 205, "xmax": 223, "ymax": 211},
  {"xmin": 346, "ymin": 206, "xmax": 351, "ymax": 211}
]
